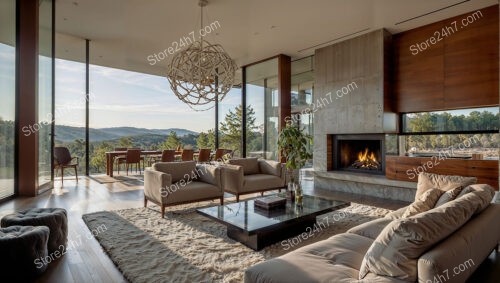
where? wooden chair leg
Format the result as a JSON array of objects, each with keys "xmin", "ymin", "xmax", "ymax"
[
  {"xmin": 161, "ymin": 205, "xmax": 165, "ymax": 218},
  {"xmin": 220, "ymin": 196, "xmax": 224, "ymax": 205},
  {"xmin": 236, "ymin": 195, "xmax": 240, "ymax": 202},
  {"xmin": 126, "ymin": 164, "xmax": 129, "ymax": 176},
  {"xmin": 61, "ymin": 167, "xmax": 64, "ymax": 185},
  {"xmin": 260, "ymin": 192, "xmax": 264, "ymax": 196},
  {"xmin": 278, "ymin": 188, "xmax": 281, "ymax": 193},
  {"xmin": 144, "ymin": 196, "xmax": 148, "ymax": 207}
]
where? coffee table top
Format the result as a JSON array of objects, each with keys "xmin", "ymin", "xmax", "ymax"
[{"xmin": 197, "ymin": 194, "xmax": 350, "ymax": 234}]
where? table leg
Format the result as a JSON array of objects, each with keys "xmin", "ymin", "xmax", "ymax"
[{"xmin": 106, "ymin": 154, "xmax": 111, "ymax": 177}]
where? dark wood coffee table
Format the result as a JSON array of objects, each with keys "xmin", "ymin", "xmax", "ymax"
[{"xmin": 196, "ymin": 194, "xmax": 350, "ymax": 250}]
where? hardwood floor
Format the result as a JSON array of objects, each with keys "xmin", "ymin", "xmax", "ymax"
[{"xmin": 0, "ymin": 175, "xmax": 498, "ymax": 283}]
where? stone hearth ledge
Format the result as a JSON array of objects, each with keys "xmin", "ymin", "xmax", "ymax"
[{"xmin": 314, "ymin": 171, "xmax": 416, "ymax": 202}]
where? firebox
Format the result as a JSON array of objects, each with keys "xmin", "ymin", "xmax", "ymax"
[{"xmin": 331, "ymin": 134, "xmax": 385, "ymax": 175}]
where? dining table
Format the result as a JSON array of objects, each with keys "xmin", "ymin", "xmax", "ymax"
[
  {"xmin": 105, "ymin": 150, "xmax": 202, "ymax": 177},
  {"xmin": 105, "ymin": 150, "xmax": 161, "ymax": 177}
]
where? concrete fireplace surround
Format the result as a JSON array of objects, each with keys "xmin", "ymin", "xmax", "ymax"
[{"xmin": 312, "ymin": 29, "xmax": 417, "ymax": 202}]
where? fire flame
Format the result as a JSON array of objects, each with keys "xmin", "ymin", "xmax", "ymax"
[{"xmin": 358, "ymin": 148, "xmax": 377, "ymax": 163}]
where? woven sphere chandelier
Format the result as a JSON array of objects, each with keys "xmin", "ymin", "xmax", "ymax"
[{"xmin": 166, "ymin": 0, "xmax": 237, "ymax": 111}]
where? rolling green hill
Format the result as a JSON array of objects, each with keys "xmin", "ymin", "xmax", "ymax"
[{"xmin": 54, "ymin": 125, "xmax": 197, "ymax": 142}]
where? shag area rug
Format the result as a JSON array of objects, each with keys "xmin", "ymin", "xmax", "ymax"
[{"xmin": 82, "ymin": 201, "xmax": 392, "ymax": 283}]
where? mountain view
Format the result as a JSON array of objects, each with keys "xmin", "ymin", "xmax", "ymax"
[{"xmin": 55, "ymin": 125, "xmax": 197, "ymax": 142}]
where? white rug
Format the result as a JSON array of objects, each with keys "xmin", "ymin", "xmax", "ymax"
[{"xmin": 82, "ymin": 201, "xmax": 392, "ymax": 283}]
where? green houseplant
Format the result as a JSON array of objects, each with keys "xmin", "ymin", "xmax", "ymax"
[{"xmin": 277, "ymin": 122, "xmax": 312, "ymax": 199}]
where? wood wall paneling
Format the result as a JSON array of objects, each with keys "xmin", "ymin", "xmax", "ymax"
[
  {"xmin": 444, "ymin": 6, "xmax": 499, "ymax": 108},
  {"xmin": 394, "ymin": 5, "xmax": 499, "ymax": 113},
  {"xmin": 394, "ymin": 21, "xmax": 445, "ymax": 112}
]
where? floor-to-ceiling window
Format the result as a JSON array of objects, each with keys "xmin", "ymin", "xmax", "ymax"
[
  {"xmin": 245, "ymin": 58, "xmax": 279, "ymax": 160},
  {"xmin": 54, "ymin": 41, "xmax": 87, "ymax": 178},
  {"xmin": 38, "ymin": 0, "xmax": 54, "ymax": 190},
  {"xmin": 89, "ymin": 65, "xmax": 215, "ymax": 174},
  {"xmin": 0, "ymin": 0, "xmax": 16, "ymax": 199},
  {"xmin": 218, "ymin": 87, "xmax": 242, "ymax": 157}
]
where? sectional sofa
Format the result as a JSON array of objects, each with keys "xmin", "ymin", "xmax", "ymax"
[{"xmin": 245, "ymin": 173, "xmax": 500, "ymax": 283}]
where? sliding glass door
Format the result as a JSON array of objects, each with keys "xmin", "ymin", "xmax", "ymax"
[{"xmin": 0, "ymin": 0, "xmax": 16, "ymax": 200}]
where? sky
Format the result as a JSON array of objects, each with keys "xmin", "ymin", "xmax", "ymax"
[
  {"xmin": 0, "ymin": 41, "xmax": 258, "ymax": 133},
  {"xmin": 55, "ymin": 58, "xmax": 242, "ymax": 132}
]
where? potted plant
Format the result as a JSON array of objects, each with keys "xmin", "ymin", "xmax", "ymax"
[{"xmin": 277, "ymin": 121, "xmax": 312, "ymax": 202}]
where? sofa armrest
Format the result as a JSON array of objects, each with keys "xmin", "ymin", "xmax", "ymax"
[
  {"xmin": 258, "ymin": 159, "xmax": 282, "ymax": 177},
  {"xmin": 418, "ymin": 203, "xmax": 500, "ymax": 283},
  {"xmin": 195, "ymin": 164, "xmax": 221, "ymax": 190},
  {"xmin": 221, "ymin": 164, "xmax": 244, "ymax": 194},
  {"xmin": 144, "ymin": 169, "xmax": 172, "ymax": 204}
]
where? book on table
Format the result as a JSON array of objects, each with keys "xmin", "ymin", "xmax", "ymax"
[{"xmin": 254, "ymin": 196, "xmax": 286, "ymax": 210}]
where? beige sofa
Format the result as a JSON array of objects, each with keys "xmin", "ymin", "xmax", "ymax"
[
  {"xmin": 245, "ymin": 174, "xmax": 500, "ymax": 283},
  {"xmin": 144, "ymin": 161, "xmax": 223, "ymax": 217},
  {"xmin": 222, "ymin": 158, "xmax": 286, "ymax": 202}
]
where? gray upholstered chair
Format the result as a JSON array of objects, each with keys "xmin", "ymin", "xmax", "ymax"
[
  {"xmin": 144, "ymin": 161, "xmax": 223, "ymax": 217},
  {"xmin": 1, "ymin": 208, "xmax": 68, "ymax": 254},
  {"xmin": 222, "ymin": 158, "xmax": 286, "ymax": 202},
  {"xmin": 0, "ymin": 225, "xmax": 50, "ymax": 280}
]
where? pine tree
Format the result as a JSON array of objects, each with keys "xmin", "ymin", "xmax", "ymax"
[
  {"xmin": 219, "ymin": 105, "xmax": 258, "ymax": 155},
  {"xmin": 161, "ymin": 131, "xmax": 181, "ymax": 149}
]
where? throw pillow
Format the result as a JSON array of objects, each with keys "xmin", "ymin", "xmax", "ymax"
[
  {"xmin": 359, "ymin": 190, "xmax": 490, "ymax": 281},
  {"xmin": 401, "ymin": 188, "xmax": 443, "ymax": 218},
  {"xmin": 434, "ymin": 184, "xmax": 463, "ymax": 207},
  {"xmin": 415, "ymin": 172, "xmax": 477, "ymax": 200}
]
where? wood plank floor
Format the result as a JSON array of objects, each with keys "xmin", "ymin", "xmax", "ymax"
[{"xmin": 0, "ymin": 175, "xmax": 498, "ymax": 283}]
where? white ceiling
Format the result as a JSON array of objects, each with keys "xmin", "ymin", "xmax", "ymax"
[{"xmin": 40, "ymin": 0, "xmax": 500, "ymax": 77}]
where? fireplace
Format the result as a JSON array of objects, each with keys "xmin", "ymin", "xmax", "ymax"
[{"xmin": 331, "ymin": 134, "xmax": 385, "ymax": 175}]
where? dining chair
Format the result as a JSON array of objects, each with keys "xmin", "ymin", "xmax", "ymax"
[
  {"xmin": 161, "ymin": 149, "xmax": 176, "ymax": 162},
  {"xmin": 181, "ymin": 149, "xmax": 194, "ymax": 161},
  {"xmin": 214, "ymin": 148, "xmax": 226, "ymax": 161},
  {"xmin": 54, "ymin": 147, "xmax": 79, "ymax": 185},
  {"xmin": 197, "ymin": 148, "xmax": 211, "ymax": 163},
  {"xmin": 118, "ymin": 149, "xmax": 143, "ymax": 175}
]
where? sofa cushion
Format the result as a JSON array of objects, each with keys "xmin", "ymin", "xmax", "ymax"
[
  {"xmin": 384, "ymin": 207, "xmax": 407, "ymax": 220},
  {"xmin": 163, "ymin": 181, "xmax": 221, "ymax": 204},
  {"xmin": 401, "ymin": 188, "xmax": 443, "ymax": 218},
  {"xmin": 245, "ymin": 233, "xmax": 373, "ymax": 283},
  {"xmin": 228, "ymin": 158, "xmax": 259, "ymax": 175},
  {"xmin": 434, "ymin": 184, "xmax": 463, "ymax": 207},
  {"xmin": 347, "ymin": 218, "xmax": 393, "ymax": 240},
  {"xmin": 258, "ymin": 160, "xmax": 282, "ymax": 177},
  {"xmin": 457, "ymin": 184, "xmax": 496, "ymax": 214},
  {"xmin": 415, "ymin": 172, "xmax": 476, "ymax": 200},
  {"xmin": 243, "ymin": 174, "xmax": 284, "ymax": 193},
  {"xmin": 153, "ymin": 161, "xmax": 196, "ymax": 183},
  {"xmin": 359, "ymin": 188, "xmax": 492, "ymax": 282}
]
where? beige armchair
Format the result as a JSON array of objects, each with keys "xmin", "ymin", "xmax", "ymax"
[
  {"xmin": 144, "ymin": 161, "xmax": 223, "ymax": 217},
  {"xmin": 222, "ymin": 158, "xmax": 286, "ymax": 202}
]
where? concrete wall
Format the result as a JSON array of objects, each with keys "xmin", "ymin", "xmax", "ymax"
[{"xmin": 313, "ymin": 29, "xmax": 393, "ymax": 172}]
